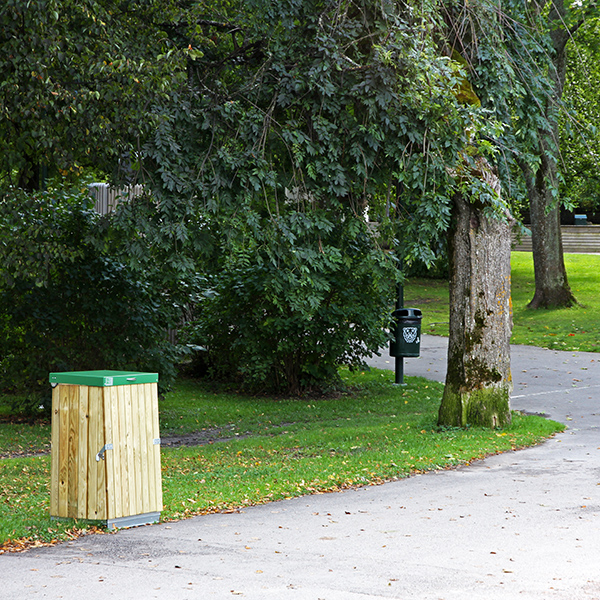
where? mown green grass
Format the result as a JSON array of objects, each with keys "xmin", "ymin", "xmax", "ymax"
[
  {"xmin": 0, "ymin": 368, "xmax": 563, "ymax": 550},
  {"xmin": 5, "ymin": 252, "xmax": 590, "ymax": 550},
  {"xmin": 406, "ymin": 252, "xmax": 600, "ymax": 352},
  {"xmin": 0, "ymin": 422, "xmax": 51, "ymax": 459},
  {"xmin": 511, "ymin": 253, "xmax": 600, "ymax": 351},
  {"xmin": 404, "ymin": 277, "xmax": 450, "ymax": 337}
]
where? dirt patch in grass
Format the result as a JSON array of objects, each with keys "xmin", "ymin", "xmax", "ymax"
[
  {"xmin": 0, "ymin": 428, "xmax": 244, "ymax": 459},
  {"xmin": 0, "ymin": 447, "xmax": 50, "ymax": 459},
  {"xmin": 161, "ymin": 427, "xmax": 248, "ymax": 448}
]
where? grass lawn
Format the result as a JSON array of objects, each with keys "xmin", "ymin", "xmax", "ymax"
[
  {"xmin": 0, "ymin": 368, "xmax": 563, "ymax": 552},
  {"xmin": 408, "ymin": 252, "xmax": 600, "ymax": 352},
  {"xmin": 4, "ymin": 250, "xmax": 589, "ymax": 551}
]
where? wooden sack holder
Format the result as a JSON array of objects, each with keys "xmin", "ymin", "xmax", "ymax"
[{"xmin": 49, "ymin": 371, "xmax": 162, "ymax": 530}]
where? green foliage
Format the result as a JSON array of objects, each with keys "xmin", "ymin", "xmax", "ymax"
[
  {"xmin": 0, "ymin": 187, "xmax": 179, "ymax": 412},
  {"xmin": 0, "ymin": 186, "xmax": 93, "ymax": 286},
  {"xmin": 0, "ymin": 0, "xmax": 186, "ymax": 189},
  {"xmin": 560, "ymin": 17, "xmax": 600, "ymax": 212},
  {"xmin": 444, "ymin": 1, "xmax": 548, "ymax": 202},
  {"xmin": 3, "ymin": 0, "xmax": 558, "ymax": 396},
  {"xmin": 142, "ymin": 0, "xmax": 489, "ymax": 259},
  {"xmin": 443, "ymin": 1, "xmax": 595, "ymax": 217},
  {"xmin": 136, "ymin": 0, "xmax": 508, "ymax": 393},
  {"xmin": 184, "ymin": 210, "xmax": 397, "ymax": 394}
]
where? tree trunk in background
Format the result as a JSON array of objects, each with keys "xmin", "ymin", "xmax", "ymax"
[
  {"xmin": 523, "ymin": 153, "xmax": 575, "ymax": 309},
  {"xmin": 524, "ymin": 0, "xmax": 577, "ymax": 309},
  {"xmin": 438, "ymin": 164, "xmax": 513, "ymax": 428}
]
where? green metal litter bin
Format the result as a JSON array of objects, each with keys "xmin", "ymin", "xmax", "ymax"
[
  {"xmin": 390, "ymin": 308, "xmax": 422, "ymax": 358},
  {"xmin": 49, "ymin": 370, "xmax": 162, "ymax": 529}
]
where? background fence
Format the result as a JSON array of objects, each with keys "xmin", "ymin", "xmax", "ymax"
[{"xmin": 88, "ymin": 183, "xmax": 144, "ymax": 215}]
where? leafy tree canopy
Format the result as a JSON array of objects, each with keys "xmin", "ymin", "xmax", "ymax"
[
  {"xmin": 118, "ymin": 0, "xmax": 514, "ymax": 392},
  {"xmin": 560, "ymin": 16, "xmax": 600, "ymax": 212},
  {"xmin": 0, "ymin": 0, "xmax": 187, "ymax": 190},
  {"xmin": 4, "ymin": 0, "xmax": 563, "ymax": 393},
  {"xmin": 134, "ymin": 0, "xmax": 508, "ymax": 266}
]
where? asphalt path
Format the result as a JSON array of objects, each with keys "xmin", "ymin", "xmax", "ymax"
[{"xmin": 2, "ymin": 335, "xmax": 600, "ymax": 599}]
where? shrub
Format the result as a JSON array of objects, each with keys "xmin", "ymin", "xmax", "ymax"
[
  {"xmin": 0, "ymin": 187, "xmax": 179, "ymax": 414},
  {"xmin": 184, "ymin": 209, "xmax": 398, "ymax": 394}
]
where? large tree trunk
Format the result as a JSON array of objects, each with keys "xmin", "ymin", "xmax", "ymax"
[
  {"xmin": 438, "ymin": 164, "xmax": 513, "ymax": 428},
  {"xmin": 524, "ymin": 0, "xmax": 578, "ymax": 309}
]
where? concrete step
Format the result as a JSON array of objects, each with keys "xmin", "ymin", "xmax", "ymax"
[{"xmin": 512, "ymin": 225, "xmax": 600, "ymax": 253}]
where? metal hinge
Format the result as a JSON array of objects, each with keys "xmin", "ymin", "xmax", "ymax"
[{"xmin": 96, "ymin": 443, "xmax": 114, "ymax": 462}]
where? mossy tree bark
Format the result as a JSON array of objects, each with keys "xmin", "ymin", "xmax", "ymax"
[{"xmin": 438, "ymin": 163, "xmax": 513, "ymax": 428}]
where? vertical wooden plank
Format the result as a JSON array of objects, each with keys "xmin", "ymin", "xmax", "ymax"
[
  {"xmin": 123, "ymin": 384, "xmax": 135, "ymax": 515},
  {"xmin": 67, "ymin": 385, "xmax": 79, "ymax": 518},
  {"xmin": 103, "ymin": 386, "xmax": 115, "ymax": 520},
  {"xmin": 58, "ymin": 385, "xmax": 70, "ymax": 518},
  {"xmin": 50, "ymin": 385, "xmax": 60, "ymax": 517},
  {"xmin": 143, "ymin": 384, "xmax": 157, "ymax": 511},
  {"xmin": 136, "ymin": 384, "xmax": 151, "ymax": 514},
  {"xmin": 87, "ymin": 386, "xmax": 106, "ymax": 520},
  {"xmin": 131, "ymin": 384, "xmax": 144, "ymax": 515},
  {"xmin": 95, "ymin": 387, "xmax": 107, "ymax": 520},
  {"xmin": 117, "ymin": 384, "xmax": 130, "ymax": 515},
  {"xmin": 108, "ymin": 386, "xmax": 123, "ymax": 519},
  {"xmin": 150, "ymin": 382, "xmax": 163, "ymax": 512},
  {"xmin": 86, "ymin": 386, "xmax": 98, "ymax": 520},
  {"xmin": 76, "ymin": 386, "xmax": 89, "ymax": 519}
]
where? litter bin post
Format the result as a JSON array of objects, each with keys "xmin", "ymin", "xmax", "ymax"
[
  {"xmin": 390, "ymin": 308, "xmax": 422, "ymax": 384},
  {"xmin": 49, "ymin": 370, "xmax": 162, "ymax": 530}
]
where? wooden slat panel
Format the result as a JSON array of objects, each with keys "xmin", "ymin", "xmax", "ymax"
[
  {"xmin": 67, "ymin": 385, "xmax": 79, "ymax": 517},
  {"xmin": 135, "ymin": 384, "xmax": 150, "ymax": 514},
  {"xmin": 143, "ymin": 384, "xmax": 157, "ymax": 511},
  {"xmin": 50, "ymin": 379, "xmax": 167, "ymax": 524},
  {"xmin": 87, "ymin": 386, "xmax": 106, "ymax": 520},
  {"xmin": 76, "ymin": 386, "xmax": 89, "ymax": 519},
  {"xmin": 108, "ymin": 386, "xmax": 123, "ymax": 519},
  {"xmin": 86, "ymin": 386, "xmax": 99, "ymax": 519},
  {"xmin": 103, "ymin": 387, "xmax": 116, "ymax": 520},
  {"xmin": 150, "ymin": 382, "xmax": 163, "ymax": 511},
  {"xmin": 89, "ymin": 183, "xmax": 145, "ymax": 215},
  {"xmin": 116, "ymin": 385, "xmax": 130, "ymax": 515},
  {"xmin": 131, "ymin": 384, "xmax": 143, "ymax": 515},
  {"xmin": 58, "ymin": 385, "xmax": 70, "ymax": 517},
  {"xmin": 123, "ymin": 384, "xmax": 136, "ymax": 515},
  {"xmin": 50, "ymin": 385, "xmax": 60, "ymax": 516},
  {"xmin": 95, "ymin": 387, "xmax": 107, "ymax": 520}
]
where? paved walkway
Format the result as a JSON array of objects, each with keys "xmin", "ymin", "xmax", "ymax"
[{"xmin": 2, "ymin": 336, "xmax": 600, "ymax": 599}]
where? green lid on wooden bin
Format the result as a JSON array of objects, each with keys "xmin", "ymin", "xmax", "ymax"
[{"xmin": 49, "ymin": 370, "xmax": 158, "ymax": 387}]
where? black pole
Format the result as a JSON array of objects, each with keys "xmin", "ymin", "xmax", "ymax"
[
  {"xmin": 394, "ymin": 281, "xmax": 405, "ymax": 385},
  {"xmin": 395, "ymin": 355, "xmax": 404, "ymax": 385},
  {"xmin": 396, "ymin": 281, "xmax": 404, "ymax": 310}
]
